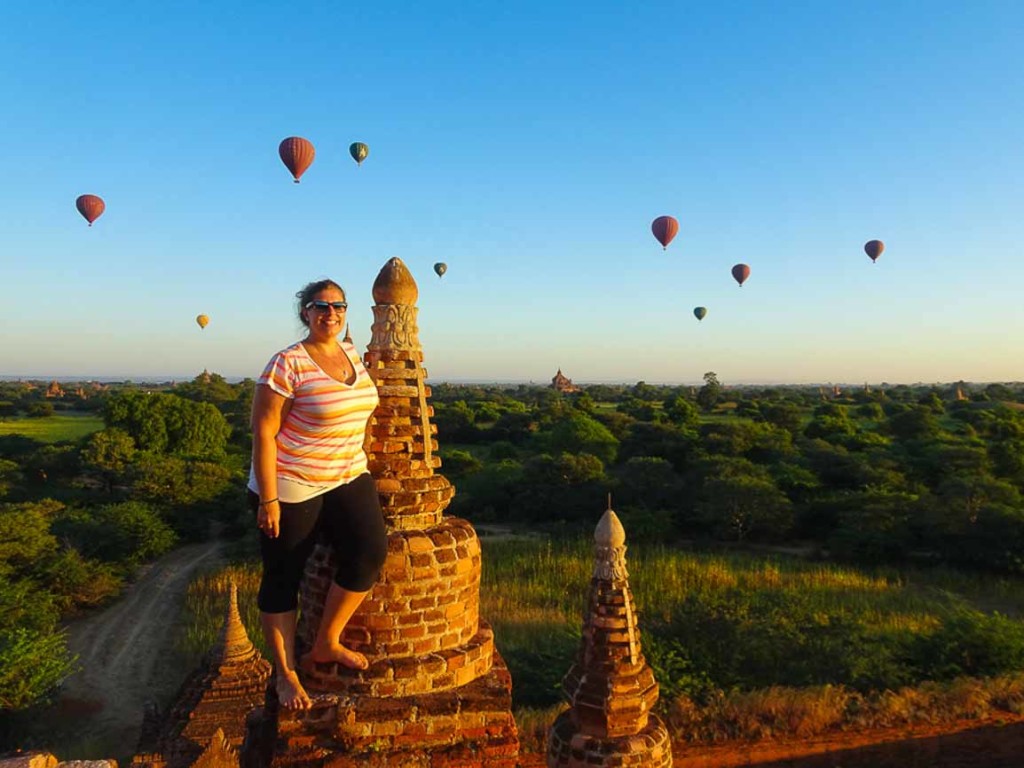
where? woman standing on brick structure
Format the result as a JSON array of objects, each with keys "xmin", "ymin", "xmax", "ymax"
[{"xmin": 248, "ymin": 278, "xmax": 387, "ymax": 710}]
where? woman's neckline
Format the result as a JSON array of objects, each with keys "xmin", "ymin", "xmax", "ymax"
[{"xmin": 299, "ymin": 340, "xmax": 357, "ymax": 386}]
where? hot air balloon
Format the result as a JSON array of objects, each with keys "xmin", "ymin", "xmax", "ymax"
[
  {"xmin": 349, "ymin": 142, "xmax": 369, "ymax": 166},
  {"xmin": 76, "ymin": 194, "xmax": 105, "ymax": 226},
  {"xmin": 651, "ymin": 216, "xmax": 679, "ymax": 250},
  {"xmin": 278, "ymin": 137, "xmax": 315, "ymax": 183},
  {"xmin": 434, "ymin": 262, "xmax": 447, "ymax": 278},
  {"xmin": 693, "ymin": 307, "xmax": 707, "ymax": 321},
  {"xmin": 864, "ymin": 240, "xmax": 884, "ymax": 263},
  {"xmin": 196, "ymin": 314, "xmax": 209, "ymax": 329},
  {"xmin": 731, "ymin": 264, "xmax": 751, "ymax": 287}
]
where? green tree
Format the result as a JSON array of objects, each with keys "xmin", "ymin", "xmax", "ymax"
[
  {"xmin": 26, "ymin": 402, "xmax": 54, "ymax": 418},
  {"xmin": 571, "ymin": 391, "xmax": 597, "ymax": 414},
  {"xmin": 434, "ymin": 400, "xmax": 478, "ymax": 443},
  {"xmin": 695, "ymin": 471, "xmax": 793, "ymax": 541},
  {"xmin": 489, "ymin": 411, "xmax": 538, "ymax": 444},
  {"xmin": 53, "ymin": 501, "xmax": 176, "ymax": 568},
  {"xmin": 0, "ymin": 459, "xmax": 22, "ymax": 498},
  {"xmin": 804, "ymin": 403, "xmax": 856, "ymax": 441},
  {"xmin": 545, "ymin": 412, "xmax": 619, "ymax": 466},
  {"xmin": 103, "ymin": 391, "xmax": 230, "ymax": 456},
  {"xmin": 515, "ymin": 452, "xmax": 608, "ymax": 522},
  {"xmin": 619, "ymin": 422, "xmax": 698, "ymax": 473},
  {"xmin": 0, "ymin": 501, "xmax": 60, "ymax": 576},
  {"xmin": 826, "ymin": 489, "xmax": 919, "ymax": 563},
  {"xmin": 441, "ymin": 449, "xmax": 483, "ymax": 479},
  {"xmin": 613, "ymin": 456, "xmax": 684, "ymax": 513},
  {"xmin": 663, "ymin": 395, "xmax": 700, "ymax": 429},
  {"xmin": 696, "ymin": 372, "xmax": 722, "ymax": 412},
  {"xmin": 759, "ymin": 401, "xmax": 803, "ymax": 434},
  {"xmin": 888, "ymin": 406, "xmax": 941, "ymax": 441},
  {"xmin": 81, "ymin": 427, "xmax": 137, "ymax": 492}
]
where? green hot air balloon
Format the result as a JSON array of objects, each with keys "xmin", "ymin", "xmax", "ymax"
[
  {"xmin": 433, "ymin": 262, "xmax": 447, "ymax": 278},
  {"xmin": 349, "ymin": 142, "xmax": 369, "ymax": 166},
  {"xmin": 693, "ymin": 307, "xmax": 707, "ymax": 321}
]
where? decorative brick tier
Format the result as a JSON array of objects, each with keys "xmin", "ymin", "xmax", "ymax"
[
  {"xmin": 297, "ymin": 526, "xmax": 494, "ymax": 697},
  {"xmin": 547, "ymin": 713, "xmax": 672, "ymax": 768},
  {"xmin": 297, "ymin": 518, "xmax": 483, "ymax": 671},
  {"xmin": 244, "ymin": 654, "xmax": 517, "ymax": 768}
]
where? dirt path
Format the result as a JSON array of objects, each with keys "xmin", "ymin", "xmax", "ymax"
[{"xmin": 54, "ymin": 540, "xmax": 223, "ymax": 759}]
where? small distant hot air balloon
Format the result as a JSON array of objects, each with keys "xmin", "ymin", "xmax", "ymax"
[
  {"xmin": 864, "ymin": 240, "xmax": 884, "ymax": 263},
  {"xmin": 196, "ymin": 314, "xmax": 209, "ymax": 329},
  {"xmin": 76, "ymin": 194, "xmax": 105, "ymax": 226},
  {"xmin": 651, "ymin": 215, "xmax": 679, "ymax": 250},
  {"xmin": 731, "ymin": 264, "xmax": 751, "ymax": 287},
  {"xmin": 278, "ymin": 137, "xmax": 315, "ymax": 183},
  {"xmin": 433, "ymin": 262, "xmax": 448, "ymax": 278},
  {"xmin": 349, "ymin": 142, "xmax": 369, "ymax": 166},
  {"xmin": 693, "ymin": 306, "xmax": 707, "ymax": 321}
]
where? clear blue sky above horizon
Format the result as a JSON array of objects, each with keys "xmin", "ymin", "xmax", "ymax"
[{"xmin": 1, "ymin": 1, "xmax": 1021, "ymax": 385}]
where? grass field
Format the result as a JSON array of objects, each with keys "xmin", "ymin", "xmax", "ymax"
[
  {"xmin": 0, "ymin": 411, "xmax": 104, "ymax": 443},
  {"xmin": 175, "ymin": 538, "xmax": 1024, "ymax": 751}
]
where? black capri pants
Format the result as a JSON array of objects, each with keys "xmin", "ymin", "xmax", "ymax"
[{"xmin": 250, "ymin": 472, "xmax": 388, "ymax": 613}]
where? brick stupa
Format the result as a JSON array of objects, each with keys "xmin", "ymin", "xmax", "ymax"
[
  {"xmin": 244, "ymin": 258, "xmax": 519, "ymax": 767},
  {"xmin": 134, "ymin": 582, "xmax": 271, "ymax": 768},
  {"xmin": 547, "ymin": 505, "xmax": 672, "ymax": 768}
]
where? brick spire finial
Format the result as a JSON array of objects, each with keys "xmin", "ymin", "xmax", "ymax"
[
  {"xmin": 548, "ymin": 504, "xmax": 672, "ymax": 767},
  {"xmin": 362, "ymin": 256, "xmax": 454, "ymax": 530}
]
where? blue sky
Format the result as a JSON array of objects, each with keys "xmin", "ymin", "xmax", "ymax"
[{"xmin": 1, "ymin": 1, "xmax": 1021, "ymax": 384}]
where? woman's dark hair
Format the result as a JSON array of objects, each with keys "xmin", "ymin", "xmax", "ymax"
[{"xmin": 296, "ymin": 279, "xmax": 345, "ymax": 327}]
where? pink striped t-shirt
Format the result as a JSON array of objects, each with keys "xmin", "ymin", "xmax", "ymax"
[{"xmin": 247, "ymin": 340, "xmax": 379, "ymax": 502}]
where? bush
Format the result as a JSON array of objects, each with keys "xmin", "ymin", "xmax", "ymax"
[
  {"xmin": 0, "ymin": 627, "xmax": 75, "ymax": 711},
  {"xmin": 53, "ymin": 501, "xmax": 176, "ymax": 568},
  {"xmin": 914, "ymin": 611, "xmax": 1024, "ymax": 679}
]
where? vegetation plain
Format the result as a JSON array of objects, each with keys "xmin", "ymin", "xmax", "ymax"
[
  {"xmin": 0, "ymin": 412, "xmax": 103, "ymax": 443},
  {"xmin": 5, "ymin": 371, "xmax": 1024, "ymax": 759}
]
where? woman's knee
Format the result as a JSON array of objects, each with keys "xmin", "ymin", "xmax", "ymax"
[{"xmin": 334, "ymin": 524, "xmax": 388, "ymax": 592}]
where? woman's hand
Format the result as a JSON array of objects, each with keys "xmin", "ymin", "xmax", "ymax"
[{"xmin": 258, "ymin": 500, "xmax": 281, "ymax": 538}]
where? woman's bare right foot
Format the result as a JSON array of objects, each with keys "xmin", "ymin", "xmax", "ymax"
[
  {"xmin": 303, "ymin": 643, "xmax": 369, "ymax": 671},
  {"xmin": 276, "ymin": 670, "xmax": 312, "ymax": 710}
]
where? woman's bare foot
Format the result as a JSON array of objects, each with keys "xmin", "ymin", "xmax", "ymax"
[
  {"xmin": 276, "ymin": 670, "xmax": 313, "ymax": 710},
  {"xmin": 303, "ymin": 642, "xmax": 369, "ymax": 670}
]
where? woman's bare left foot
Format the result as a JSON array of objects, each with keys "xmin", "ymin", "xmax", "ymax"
[
  {"xmin": 276, "ymin": 670, "xmax": 313, "ymax": 710},
  {"xmin": 303, "ymin": 643, "xmax": 369, "ymax": 670}
]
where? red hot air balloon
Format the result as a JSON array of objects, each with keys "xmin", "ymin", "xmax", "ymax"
[
  {"xmin": 651, "ymin": 215, "xmax": 679, "ymax": 250},
  {"xmin": 864, "ymin": 240, "xmax": 884, "ymax": 263},
  {"xmin": 731, "ymin": 263, "xmax": 751, "ymax": 287},
  {"xmin": 76, "ymin": 194, "xmax": 105, "ymax": 226},
  {"xmin": 278, "ymin": 137, "xmax": 316, "ymax": 183}
]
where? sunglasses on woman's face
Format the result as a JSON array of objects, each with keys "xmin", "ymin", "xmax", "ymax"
[{"xmin": 305, "ymin": 300, "xmax": 348, "ymax": 313}]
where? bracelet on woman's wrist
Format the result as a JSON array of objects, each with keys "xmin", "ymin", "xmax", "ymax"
[{"xmin": 259, "ymin": 498, "xmax": 279, "ymax": 506}]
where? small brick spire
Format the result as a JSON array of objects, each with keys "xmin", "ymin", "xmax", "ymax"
[
  {"xmin": 548, "ymin": 502, "xmax": 672, "ymax": 767},
  {"xmin": 210, "ymin": 581, "xmax": 256, "ymax": 665},
  {"xmin": 132, "ymin": 582, "xmax": 271, "ymax": 767}
]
